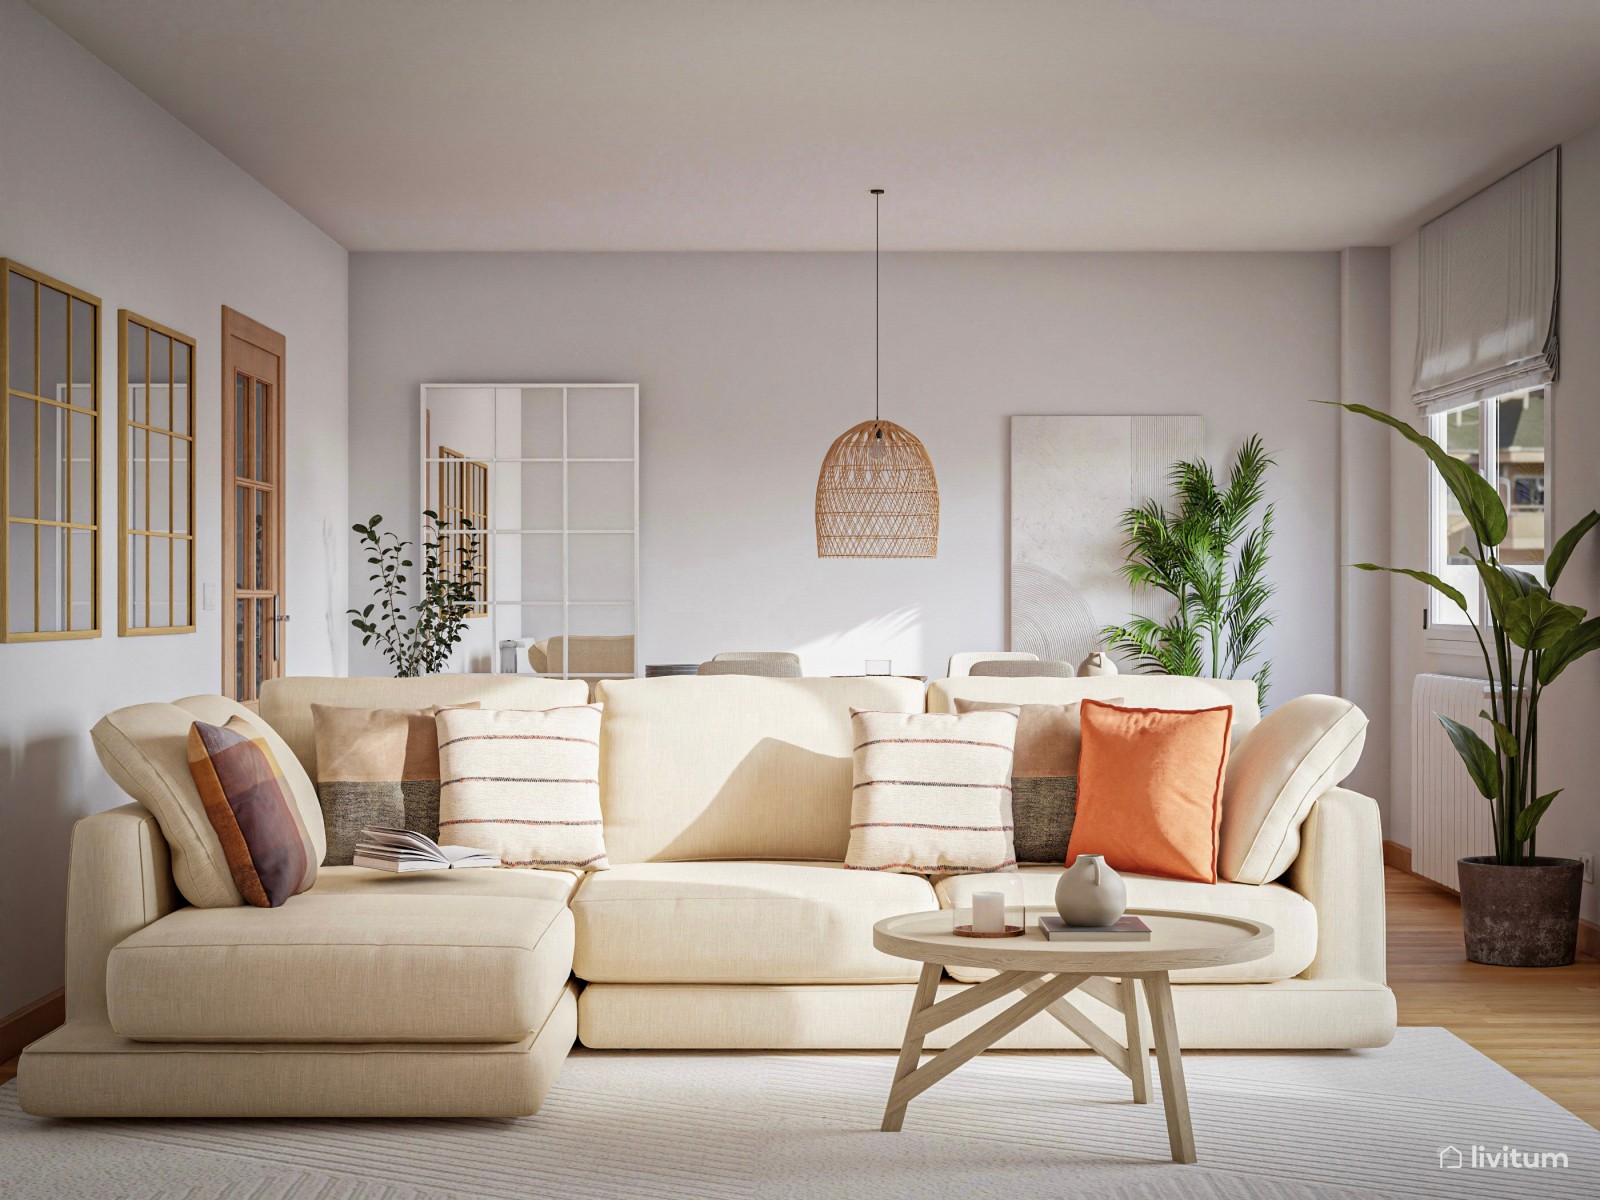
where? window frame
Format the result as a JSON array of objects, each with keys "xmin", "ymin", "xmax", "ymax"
[
  {"xmin": 118, "ymin": 310, "xmax": 197, "ymax": 636},
  {"xmin": 1424, "ymin": 385, "xmax": 1552, "ymax": 656}
]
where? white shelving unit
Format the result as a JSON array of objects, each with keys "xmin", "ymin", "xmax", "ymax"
[{"xmin": 419, "ymin": 383, "xmax": 640, "ymax": 678}]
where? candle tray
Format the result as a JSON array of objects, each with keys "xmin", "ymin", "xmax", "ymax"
[{"xmin": 952, "ymin": 924, "xmax": 1025, "ymax": 938}]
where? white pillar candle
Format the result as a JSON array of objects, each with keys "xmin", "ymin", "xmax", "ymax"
[{"xmin": 971, "ymin": 891, "xmax": 1005, "ymax": 933}]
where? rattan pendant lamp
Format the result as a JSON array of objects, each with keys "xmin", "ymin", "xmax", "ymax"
[{"xmin": 815, "ymin": 189, "xmax": 939, "ymax": 558}]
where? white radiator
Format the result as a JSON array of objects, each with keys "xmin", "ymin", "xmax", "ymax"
[{"xmin": 1411, "ymin": 673, "xmax": 1497, "ymax": 890}]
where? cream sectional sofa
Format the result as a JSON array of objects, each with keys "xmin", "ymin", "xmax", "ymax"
[{"xmin": 18, "ymin": 673, "xmax": 1395, "ymax": 1118}]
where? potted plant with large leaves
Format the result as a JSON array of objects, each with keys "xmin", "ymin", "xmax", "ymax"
[{"xmin": 1335, "ymin": 402, "xmax": 1599, "ymax": 967}]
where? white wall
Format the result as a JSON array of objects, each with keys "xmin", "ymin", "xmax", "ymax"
[
  {"xmin": 349, "ymin": 250, "xmax": 1344, "ymax": 706},
  {"xmin": 1338, "ymin": 248, "xmax": 1393, "ymax": 808},
  {"xmin": 0, "ymin": 0, "xmax": 349, "ymax": 1015},
  {"xmin": 1387, "ymin": 123, "xmax": 1600, "ymax": 923}
]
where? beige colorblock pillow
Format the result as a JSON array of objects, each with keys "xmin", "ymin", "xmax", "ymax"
[
  {"xmin": 91, "ymin": 695, "xmax": 327, "ymax": 908},
  {"xmin": 1220, "ymin": 694, "xmax": 1367, "ymax": 884},
  {"xmin": 845, "ymin": 707, "xmax": 1019, "ymax": 874},
  {"xmin": 436, "ymin": 705, "xmax": 609, "ymax": 870},
  {"xmin": 312, "ymin": 702, "xmax": 478, "ymax": 864},
  {"xmin": 954, "ymin": 696, "xmax": 1123, "ymax": 862}
]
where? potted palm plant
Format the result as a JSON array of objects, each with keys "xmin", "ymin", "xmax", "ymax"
[
  {"xmin": 1335, "ymin": 402, "xmax": 1599, "ymax": 966},
  {"xmin": 1103, "ymin": 436, "xmax": 1277, "ymax": 704}
]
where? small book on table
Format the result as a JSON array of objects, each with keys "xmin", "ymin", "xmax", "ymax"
[{"xmin": 1037, "ymin": 914, "xmax": 1152, "ymax": 941}]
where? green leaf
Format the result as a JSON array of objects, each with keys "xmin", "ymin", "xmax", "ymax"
[
  {"xmin": 1436, "ymin": 714, "xmax": 1500, "ymax": 800},
  {"xmin": 1327, "ymin": 402, "xmax": 1507, "ymax": 546},
  {"xmin": 1355, "ymin": 563, "xmax": 1470, "ymax": 615},
  {"xmin": 1537, "ymin": 616, "xmax": 1600, "ymax": 685},
  {"xmin": 1472, "ymin": 557, "xmax": 1536, "ymax": 624},
  {"xmin": 1547, "ymin": 511, "xmax": 1599, "ymax": 588},
  {"xmin": 1514, "ymin": 790, "xmax": 1563, "ymax": 844},
  {"xmin": 1502, "ymin": 591, "xmax": 1583, "ymax": 651},
  {"xmin": 1478, "ymin": 709, "xmax": 1518, "ymax": 757}
]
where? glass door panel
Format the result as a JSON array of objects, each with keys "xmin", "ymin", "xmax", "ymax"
[{"xmin": 222, "ymin": 307, "xmax": 286, "ymax": 701}]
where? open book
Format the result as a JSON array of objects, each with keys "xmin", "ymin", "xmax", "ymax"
[{"xmin": 352, "ymin": 826, "xmax": 500, "ymax": 872}]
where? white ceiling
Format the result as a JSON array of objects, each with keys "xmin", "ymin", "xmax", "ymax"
[{"xmin": 28, "ymin": 0, "xmax": 1600, "ymax": 251}]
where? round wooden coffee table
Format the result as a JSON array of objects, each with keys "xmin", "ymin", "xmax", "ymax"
[{"xmin": 873, "ymin": 907, "xmax": 1274, "ymax": 1164}]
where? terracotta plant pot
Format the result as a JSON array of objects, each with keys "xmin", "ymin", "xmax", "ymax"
[{"xmin": 1457, "ymin": 856, "xmax": 1583, "ymax": 967}]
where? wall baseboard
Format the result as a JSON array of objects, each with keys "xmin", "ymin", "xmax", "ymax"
[
  {"xmin": 1382, "ymin": 840, "xmax": 1599, "ymax": 960},
  {"xmin": 0, "ymin": 989, "xmax": 64, "ymax": 1063},
  {"xmin": 1381, "ymin": 839, "xmax": 1413, "ymax": 875}
]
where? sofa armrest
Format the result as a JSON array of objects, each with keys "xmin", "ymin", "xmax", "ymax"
[
  {"xmin": 64, "ymin": 803, "xmax": 180, "ymax": 1022},
  {"xmin": 1286, "ymin": 787, "xmax": 1387, "ymax": 984}
]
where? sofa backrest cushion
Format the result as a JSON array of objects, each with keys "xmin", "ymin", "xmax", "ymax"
[
  {"xmin": 929, "ymin": 676, "xmax": 1261, "ymax": 742},
  {"xmin": 594, "ymin": 676, "xmax": 927, "ymax": 863},
  {"xmin": 259, "ymin": 675, "xmax": 589, "ymax": 781},
  {"xmin": 91, "ymin": 695, "xmax": 326, "ymax": 908},
  {"xmin": 1220, "ymin": 694, "xmax": 1367, "ymax": 884}
]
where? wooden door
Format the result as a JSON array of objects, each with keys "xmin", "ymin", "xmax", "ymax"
[{"xmin": 221, "ymin": 308, "xmax": 285, "ymax": 705}]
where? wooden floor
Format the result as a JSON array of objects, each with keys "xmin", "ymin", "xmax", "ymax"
[
  {"xmin": 1383, "ymin": 865, "xmax": 1599, "ymax": 1128},
  {"xmin": 2, "ymin": 868, "xmax": 1595, "ymax": 1125}
]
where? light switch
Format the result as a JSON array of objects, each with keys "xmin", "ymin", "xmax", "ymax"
[{"xmin": 203, "ymin": 582, "xmax": 217, "ymax": 611}]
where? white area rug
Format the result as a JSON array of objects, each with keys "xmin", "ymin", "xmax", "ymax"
[{"xmin": 4, "ymin": 1028, "xmax": 1597, "ymax": 1199}]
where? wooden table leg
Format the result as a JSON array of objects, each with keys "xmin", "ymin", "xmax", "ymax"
[
  {"xmin": 882, "ymin": 962, "xmax": 943, "ymax": 1132},
  {"xmin": 1119, "ymin": 975, "xmax": 1151, "ymax": 1104},
  {"xmin": 1143, "ymin": 971, "xmax": 1196, "ymax": 1164}
]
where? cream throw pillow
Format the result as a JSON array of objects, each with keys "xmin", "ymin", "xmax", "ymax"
[
  {"xmin": 436, "ymin": 705, "xmax": 609, "ymax": 870},
  {"xmin": 91, "ymin": 695, "xmax": 326, "ymax": 908},
  {"xmin": 845, "ymin": 707, "xmax": 1019, "ymax": 874},
  {"xmin": 1220, "ymin": 694, "xmax": 1367, "ymax": 884}
]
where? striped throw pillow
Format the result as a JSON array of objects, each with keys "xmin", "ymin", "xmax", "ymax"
[
  {"xmin": 845, "ymin": 707, "xmax": 1019, "ymax": 874},
  {"xmin": 436, "ymin": 705, "xmax": 608, "ymax": 871},
  {"xmin": 187, "ymin": 717, "xmax": 319, "ymax": 907}
]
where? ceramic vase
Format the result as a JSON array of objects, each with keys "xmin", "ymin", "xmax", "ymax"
[
  {"xmin": 1078, "ymin": 651, "xmax": 1118, "ymax": 677},
  {"xmin": 1055, "ymin": 854, "xmax": 1127, "ymax": 927}
]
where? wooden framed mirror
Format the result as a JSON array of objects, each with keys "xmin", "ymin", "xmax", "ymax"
[
  {"xmin": 119, "ymin": 311, "xmax": 196, "ymax": 635},
  {"xmin": 2, "ymin": 259, "xmax": 101, "ymax": 641}
]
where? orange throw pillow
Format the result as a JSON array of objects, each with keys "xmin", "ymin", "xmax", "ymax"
[{"xmin": 1067, "ymin": 699, "xmax": 1234, "ymax": 884}]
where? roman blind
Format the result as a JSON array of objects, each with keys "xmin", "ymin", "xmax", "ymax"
[{"xmin": 1412, "ymin": 147, "xmax": 1560, "ymax": 412}]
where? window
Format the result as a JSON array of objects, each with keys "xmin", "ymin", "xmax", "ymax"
[
  {"xmin": 120, "ymin": 312, "xmax": 195, "ymax": 635},
  {"xmin": 2, "ymin": 260, "xmax": 100, "ymax": 641},
  {"xmin": 1427, "ymin": 386, "xmax": 1548, "ymax": 633}
]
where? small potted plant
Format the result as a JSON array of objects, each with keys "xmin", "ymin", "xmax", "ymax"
[{"xmin": 1336, "ymin": 402, "xmax": 1598, "ymax": 966}]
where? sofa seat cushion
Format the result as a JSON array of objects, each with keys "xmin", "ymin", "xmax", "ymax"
[
  {"xmin": 572, "ymin": 861, "xmax": 937, "ymax": 984},
  {"xmin": 107, "ymin": 891, "xmax": 574, "ymax": 1043},
  {"xmin": 310, "ymin": 864, "xmax": 579, "ymax": 903},
  {"xmin": 936, "ymin": 866, "xmax": 1315, "ymax": 984}
]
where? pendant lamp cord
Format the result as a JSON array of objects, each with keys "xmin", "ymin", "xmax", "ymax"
[{"xmin": 872, "ymin": 188, "xmax": 882, "ymax": 423}]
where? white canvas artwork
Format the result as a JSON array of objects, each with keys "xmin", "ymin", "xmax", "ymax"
[{"xmin": 1010, "ymin": 415, "xmax": 1204, "ymax": 666}]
